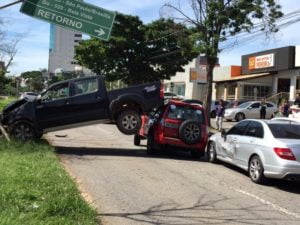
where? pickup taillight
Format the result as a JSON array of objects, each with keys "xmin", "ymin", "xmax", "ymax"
[{"xmin": 160, "ymin": 83, "xmax": 164, "ymax": 99}]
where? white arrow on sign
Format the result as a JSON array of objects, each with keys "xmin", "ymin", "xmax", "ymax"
[{"xmin": 94, "ymin": 28, "xmax": 105, "ymax": 36}]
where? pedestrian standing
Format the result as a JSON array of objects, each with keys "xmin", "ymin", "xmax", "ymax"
[
  {"xmin": 216, "ymin": 99, "xmax": 225, "ymax": 131},
  {"xmin": 260, "ymin": 98, "xmax": 267, "ymax": 119},
  {"xmin": 283, "ymin": 100, "xmax": 290, "ymax": 117},
  {"xmin": 294, "ymin": 94, "xmax": 300, "ymax": 107}
]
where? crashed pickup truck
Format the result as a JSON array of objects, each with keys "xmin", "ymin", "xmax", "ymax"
[{"xmin": 1, "ymin": 76, "xmax": 164, "ymax": 140}]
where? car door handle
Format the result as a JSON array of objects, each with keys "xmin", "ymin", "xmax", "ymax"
[
  {"xmin": 96, "ymin": 96, "xmax": 102, "ymax": 100},
  {"xmin": 65, "ymin": 101, "xmax": 70, "ymax": 105}
]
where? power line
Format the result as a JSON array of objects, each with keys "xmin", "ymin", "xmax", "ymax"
[{"xmin": 0, "ymin": 0, "xmax": 23, "ymax": 10}]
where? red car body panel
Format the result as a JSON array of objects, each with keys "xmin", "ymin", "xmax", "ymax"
[{"xmin": 139, "ymin": 100, "xmax": 208, "ymax": 152}]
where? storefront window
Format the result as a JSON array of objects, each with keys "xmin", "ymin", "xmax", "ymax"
[
  {"xmin": 243, "ymin": 85, "xmax": 271, "ymax": 100},
  {"xmin": 174, "ymin": 83, "xmax": 186, "ymax": 96}
]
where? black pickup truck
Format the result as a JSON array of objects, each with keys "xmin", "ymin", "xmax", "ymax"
[{"xmin": 1, "ymin": 76, "xmax": 164, "ymax": 140}]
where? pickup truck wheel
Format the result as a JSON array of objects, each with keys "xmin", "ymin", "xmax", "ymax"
[
  {"xmin": 134, "ymin": 134, "xmax": 141, "ymax": 146},
  {"xmin": 179, "ymin": 120, "xmax": 202, "ymax": 145},
  {"xmin": 10, "ymin": 121, "xmax": 36, "ymax": 141},
  {"xmin": 116, "ymin": 110, "xmax": 141, "ymax": 135}
]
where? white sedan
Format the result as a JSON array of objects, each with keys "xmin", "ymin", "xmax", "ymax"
[
  {"xmin": 207, "ymin": 119, "xmax": 300, "ymax": 184},
  {"xmin": 224, "ymin": 101, "xmax": 277, "ymax": 121}
]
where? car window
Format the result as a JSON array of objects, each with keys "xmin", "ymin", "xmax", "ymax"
[
  {"xmin": 238, "ymin": 102, "xmax": 251, "ymax": 108},
  {"xmin": 167, "ymin": 105, "xmax": 204, "ymax": 123},
  {"xmin": 41, "ymin": 83, "xmax": 69, "ymax": 101},
  {"xmin": 267, "ymin": 103, "xmax": 273, "ymax": 107},
  {"xmin": 74, "ymin": 78, "xmax": 98, "ymax": 96},
  {"xmin": 251, "ymin": 103, "xmax": 260, "ymax": 108},
  {"xmin": 268, "ymin": 123, "xmax": 300, "ymax": 139},
  {"xmin": 227, "ymin": 121, "xmax": 250, "ymax": 135},
  {"xmin": 244, "ymin": 121, "xmax": 264, "ymax": 138}
]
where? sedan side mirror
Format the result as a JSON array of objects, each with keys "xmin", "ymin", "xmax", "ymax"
[
  {"xmin": 221, "ymin": 129, "xmax": 228, "ymax": 141},
  {"xmin": 248, "ymin": 106, "xmax": 253, "ymax": 110}
]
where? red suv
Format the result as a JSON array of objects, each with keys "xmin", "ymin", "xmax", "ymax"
[{"xmin": 134, "ymin": 100, "xmax": 209, "ymax": 158}]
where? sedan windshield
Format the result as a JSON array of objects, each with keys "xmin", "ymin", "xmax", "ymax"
[
  {"xmin": 268, "ymin": 123, "xmax": 300, "ymax": 139},
  {"xmin": 238, "ymin": 102, "xmax": 252, "ymax": 108}
]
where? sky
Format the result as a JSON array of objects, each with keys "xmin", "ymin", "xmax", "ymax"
[{"xmin": 0, "ymin": 0, "xmax": 300, "ymax": 75}]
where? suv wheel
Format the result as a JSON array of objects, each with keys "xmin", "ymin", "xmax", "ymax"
[
  {"xmin": 116, "ymin": 109, "xmax": 141, "ymax": 135},
  {"xmin": 147, "ymin": 133, "xmax": 159, "ymax": 155},
  {"xmin": 10, "ymin": 121, "xmax": 36, "ymax": 141},
  {"xmin": 134, "ymin": 134, "xmax": 141, "ymax": 146},
  {"xmin": 249, "ymin": 156, "xmax": 266, "ymax": 184},
  {"xmin": 179, "ymin": 120, "xmax": 202, "ymax": 145}
]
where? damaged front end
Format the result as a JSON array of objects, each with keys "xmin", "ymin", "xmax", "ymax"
[{"xmin": 1, "ymin": 99, "xmax": 34, "ymax": 127}]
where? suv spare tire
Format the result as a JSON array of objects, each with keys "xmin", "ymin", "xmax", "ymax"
[
  {"xmin": 116, "ymin": 109, "xmax": 141, "ymax": 135},
  {"xmin": 179, "ymin": 120, "xmax": 202, "ymax": 145}
]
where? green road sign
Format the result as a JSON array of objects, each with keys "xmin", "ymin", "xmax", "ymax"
[{"xmin": 20, "ymin": 0, "xmax": 116, "ymax": 41}]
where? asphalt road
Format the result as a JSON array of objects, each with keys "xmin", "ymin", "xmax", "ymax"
[{"xmin": 45, "ymin": 124, "xmax": 300, "ymax": 225}]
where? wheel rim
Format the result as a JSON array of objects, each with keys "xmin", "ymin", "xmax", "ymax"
[
  {"xmin": 250, "ymin": 158, "xmax": 261, "ymax": 181},
  {"xmin": 183, "ymin": 124, "xmax": 200, "ymax": 141},
  {"xmin": 122, "ymin": 115, "xmax": 138, "ymax": 130},
  {"xmin": 209, "ymin": 144, "xmax": 215, "ymax": 159},
  {"xmin": 237, "ymin": 114, "xmax": 243, "ymax": 121},
  {"xmin": 13, "ymin": 123, "xmax": 34, "ymax": 141}
]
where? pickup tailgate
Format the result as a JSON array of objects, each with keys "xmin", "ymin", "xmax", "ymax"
[{"xmin": 107, "ymin": 81, "xmax": 163, "ymax": 113}]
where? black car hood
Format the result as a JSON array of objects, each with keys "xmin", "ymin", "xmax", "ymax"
[{"xmin": 2, "ymin": 99, "xmax": 28, "ymax": 113}]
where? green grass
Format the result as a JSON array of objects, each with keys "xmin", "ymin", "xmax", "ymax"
[
  {"xmin": 0, "ymin": 140, "xmax": 98, "ymax": 225},
  {"xmin": 0, "ymin": 97, "xmax": 16, "ymax": 111}
]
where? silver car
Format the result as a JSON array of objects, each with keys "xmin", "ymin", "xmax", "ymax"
[
  {"xmin": 207, "ymin": 119, "xmax": 300, "ymax": 184},
  {"xmin": 224, "ymin": 101, "xmax": 277, "ymax": 121}
]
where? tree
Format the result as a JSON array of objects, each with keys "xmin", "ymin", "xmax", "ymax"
[
  {"xmin": 162, "ymin": 0, "xmax": 283, "ymax": 125},
  {"xmin": 21, "ymin": 71, "xmax": 44, "ymax": 92},
  {"xmin": 75, "ymin": 14, "xmax": 197, "ymax": 85},
  {"xmin": 0, "ymin": 18, "xmax": 21, "ymax": 93}
]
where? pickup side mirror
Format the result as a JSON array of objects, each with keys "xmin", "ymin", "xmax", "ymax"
[{"xmin": 248, "ymin": 106, "xmax": 253, "ymax": 110}]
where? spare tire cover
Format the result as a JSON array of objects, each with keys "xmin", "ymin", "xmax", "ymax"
[{"xmin": 179, "ymin": 120, "xmax": 202, "ymax": 145}]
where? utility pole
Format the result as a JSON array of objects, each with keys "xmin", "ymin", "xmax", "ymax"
[{"xmin": 0, "ymin": 0, "xmax": 23, "ymax": 10}]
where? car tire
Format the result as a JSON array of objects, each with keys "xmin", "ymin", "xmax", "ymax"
[
  {"xmin": 226, "ymin": 119, "xmax": 232, "ymax": 122},
  {"xmin": 146, "ymin": 132, "xmax": 159, "ymax": 155},
  {"xmin": 210, "ymin": 110, "xmax": 216, "ymax": 118},
  {"xmin": 190, "ymin": 150, "xmax": 204, "ymax": 159},
  {"xmin": 134, "ymin": 134, "xmax": 141, "ymax": 146},
  {"xmin": 116, "ymin": 109, "xmax": 141, "ymax": 135},
  {"xmin": 207, "ymin": 142, "xmax": 218, "ymax": 163},
  {"xmin": 235, "ymin": 113, "xmax": 245, "ymax": 122},
  {"xmin": 9, "ymin": 121, "xmax": 36, "ymax": 141},
  {"xmin": 179, "ymin": 120, "xmax": 202, "ymax": 145},
  {"xmin": 249, "ymin": 156, "xmax": 266, "ymax": 184}
]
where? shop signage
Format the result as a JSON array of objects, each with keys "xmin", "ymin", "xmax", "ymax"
[
  {"xmin": 190, "ymin": 66, "xmax": 207, "ymax": 84},
  {"xmin": 20, "ymin": 0, "xmax": 116, "ymax": 41},
  {"xmin": 249, "ymin": 53, "xmax": 274, "ymax": 70}
]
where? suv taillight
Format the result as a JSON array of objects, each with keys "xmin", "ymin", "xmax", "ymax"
[
  {"xmin": 160, "ymin": 83, "xmax": 164, "ymax": 99},
  {"xmin": 274, "ymin": 148, "xmax": 296, "ymax": 161}
]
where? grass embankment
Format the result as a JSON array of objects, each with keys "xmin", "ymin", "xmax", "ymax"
[
  {"xmin": 0, "ymin": 140, "xmax": 98, "ymax": 225},
  {"xmin": 0, "ymin": 97, "xmax": 16, "ymax": 111}
]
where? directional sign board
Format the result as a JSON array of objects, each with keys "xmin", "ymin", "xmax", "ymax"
[{"xmin": 20, "ymin": 0, "xmax": 116, "ymax": 41}]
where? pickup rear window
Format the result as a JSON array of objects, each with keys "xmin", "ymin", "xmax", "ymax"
[{"xmin": 167, "ymin": 105, "xmax": 204, "ymax": 123}]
